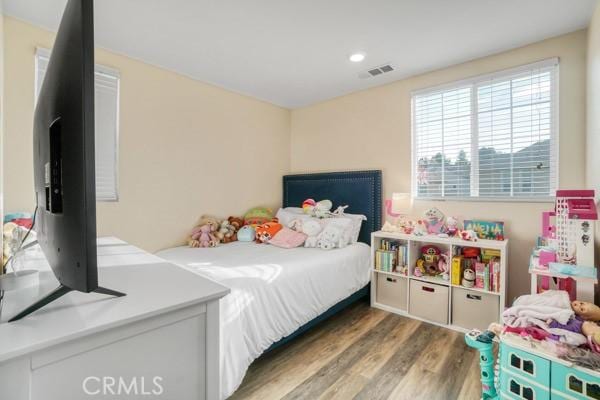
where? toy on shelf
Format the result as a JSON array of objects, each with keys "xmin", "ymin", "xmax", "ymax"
[
  {"xmin": 464, "ymin": 220, "xmax": 505, "ymax": 241},
  {"xmin": 423, "ymin": 207, "xmax": 446, "ymax": 234},
  {"xmin": 415, "ymin": 244, "xmax": 449, "ymax": 279},
  {"xmin": 530, "ymin": 190, "xmax": 599, "ymax": 303}
]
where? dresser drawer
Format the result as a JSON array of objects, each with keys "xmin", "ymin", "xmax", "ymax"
[
  {"xmin": 452, "ymin": 287, "xmax": 499, "ymax": 331},
  {"xmin": 500, "ymin": 370, "xmax": 549, "ymax": 400},
  {"xmin": 408, "ymin": 279, "xmax": 449, "ymax": 324},
  {"xmin": 376, "ymin": 273, "xmax": 407, "ymax": 311},
  {"xmin": 500, "ymin": 343, "xmax": 550, "ymax": 388},
  {"xmin": 551, "ymin": 362, "xmax": 600, "ymax": 400}
]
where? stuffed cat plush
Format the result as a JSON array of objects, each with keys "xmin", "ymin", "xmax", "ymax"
[
  {"xmin": 317, "ymin": 225, "xmax": 347, "ymax": 250},
  {"xmin": 303, "ymin": 219, "xmax": 322, "ymax": 248}
]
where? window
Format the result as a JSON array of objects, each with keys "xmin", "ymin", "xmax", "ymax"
[
  {"xmin": 412, "ymin": 58, "xmax": 558, "ymax": 200},
  {"xmin": 35, "ymin": 48, "xmax": 120, "ymax": 201}
]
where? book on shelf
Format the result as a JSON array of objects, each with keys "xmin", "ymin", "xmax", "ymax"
[
  {"xmin": 452, "ymin": 248, "xmax": 501, "ymax": 293},
  {"xmin": 375, "ymin": 239, "xmax": 407, "ymax": 275}
]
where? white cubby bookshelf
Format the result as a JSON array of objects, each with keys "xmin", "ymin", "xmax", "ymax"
[{"xmin": 370, "ymin": 231, "xmax": 508, "ymax": 332}]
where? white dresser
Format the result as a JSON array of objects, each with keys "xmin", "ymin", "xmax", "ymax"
[{"xmin": 0, "ymin": 238, "xmax": 229, "ymax": 400}]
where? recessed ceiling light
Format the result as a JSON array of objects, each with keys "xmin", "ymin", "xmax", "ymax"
[{"xmin": 349, "ymin": 53, "xmax": 365, "ymax": 63}]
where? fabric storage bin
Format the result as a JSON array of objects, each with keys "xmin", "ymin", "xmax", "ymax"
[
  {"xmin": 452, "ymin": 287, "xmax": 500, "ymax": 331},
  {"xmin": 500, "ymin": 343, "xmax": 550, "ymax": 388},
  {"xmin": 551, "ymin": 361, "xmax": 600, "ymax": 400},
  {"xmin": 376, "ymin": 273, "xmax": 407, "ymax": 311},
  {"xmin": 500, "ymin": 370, "xmax": 550, "ymax": 400},
  {"xmin": 408, "ymin": 279, "xmax": 449, "ymax": 324}
]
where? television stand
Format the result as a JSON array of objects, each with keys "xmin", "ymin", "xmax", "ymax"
[{"xmin": 8, "ymin": 284, "xmax": 126, "ymax": 322}]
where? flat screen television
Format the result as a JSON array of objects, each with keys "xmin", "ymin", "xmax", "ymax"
[{"xmin": 9, "ymin": 0, "xmax": 125, "ymax": 322}]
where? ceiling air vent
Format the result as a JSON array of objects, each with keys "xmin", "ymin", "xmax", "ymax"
[{"xmin": 359, "ymin": 63, "xmax": 395, "ymax": 79}]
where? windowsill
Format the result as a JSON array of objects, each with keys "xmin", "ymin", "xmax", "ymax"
[{"xmin": 413, "ymin": 196, "xmax": 555, "ymax": 204}]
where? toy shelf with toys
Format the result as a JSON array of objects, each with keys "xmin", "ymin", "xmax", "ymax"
[{"xmin": 371, "ymin": 230, "xmax": 508, "ymax": 332}]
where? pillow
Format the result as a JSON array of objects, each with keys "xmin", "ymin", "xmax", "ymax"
[
  {"xmin": 275, "ymin": 207, "xmax": 307, "ymax": 227},
  {"xmin": 269, "ymin": 227, "xmax": 307, "ymax": 249},
  {"xmin": 340, "ymin": 213, "xmax": 367, "ymax": 243}
]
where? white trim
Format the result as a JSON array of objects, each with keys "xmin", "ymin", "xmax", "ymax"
[{"xmin": 411, "ymin": 57, "xmax": 559, "ymax": 96}]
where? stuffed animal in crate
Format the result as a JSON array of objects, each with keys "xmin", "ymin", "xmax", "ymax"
[
  {"xmin": 415, "ymin": 245, "xmax": 443, "ymax": 276},
  {"xmin": 302, "ymin": 219, "xmax": 323, "ymax": 248},
  {"xmin": 255, "ymin": 221, "xmax": 283, "ymax": 244},
  {"xmin": 188, "ymin": 215, "xmax": 220, "ymax": 248},
  {"xmin": 462, "ymin": 268, "xmax": 475, "ymax": 288}
]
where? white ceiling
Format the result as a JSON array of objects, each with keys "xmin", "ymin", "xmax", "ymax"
[{"xmin": 4, "ymin": 0, "xmax": 598, "ymax": 108}]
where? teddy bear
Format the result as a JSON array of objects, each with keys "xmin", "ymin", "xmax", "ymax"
[
  {"xmin": 215, "ymin": 216, "xmax": 244, "ymax": 244},
  {"xmin": 255, "ymin": 221, "xmax": 283, "ymax": 244},
  {"xmin": 302, "ymin": 219, "xmax": 323, "ymax": 248},
  {"xmin": 317, "ymin": 225, "xmax": 346, "ymax": 250},
  {"xmin": 188, "ymin": 215, "xmax": 220, "ymax": 248}
]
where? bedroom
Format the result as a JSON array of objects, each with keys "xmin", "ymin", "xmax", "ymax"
[{"xmin": 0, "ymin": 0, "xmax": 599, "ymax": 399}]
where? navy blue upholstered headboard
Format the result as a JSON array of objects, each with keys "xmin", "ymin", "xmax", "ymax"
[{"xmin": 283, "ymin": 170, "xmax": 382, "ymax": 245}]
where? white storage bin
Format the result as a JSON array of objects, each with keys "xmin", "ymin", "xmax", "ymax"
[
  {"xmin": 409, "ymin": 279, "xmax": 449, "ymax": 324},
  {"xmin": 376, "ymin": 273, "xmax": 407, "ymax": 311},
  {"xmin": 452, "ymin": 287, "xmax": 500, "ymax": 330}
]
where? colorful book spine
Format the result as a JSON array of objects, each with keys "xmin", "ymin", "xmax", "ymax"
[
  {"xmin": 475, "ymin": 262, "xmax": 486, "ymax": 289},
  {"xmin": 451, "ymin": 256, "xmax": 463, "ymax": 285}
]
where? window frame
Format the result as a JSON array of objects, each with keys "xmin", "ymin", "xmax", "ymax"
[
  {"xmin": 411, "ymin": 58, "xmax": 559, "ymax": 203},
  {"xmin": 35, "ymin": 47, "xmax": 121, "ymax": 202}
]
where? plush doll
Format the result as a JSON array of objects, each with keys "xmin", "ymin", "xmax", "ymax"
[
  {"xmin": 445, "ymin": 216, "xmax": 460, "ymax": 237},
  {"xmin": 460, "ymin": 229, "xmax": 478, "ymax": 241},
  {"xmin": 244, "ymin": 207, "xmax": 275, "ymax": 227},
  {"xmin": 237, "ymin": 225, "xmax": 256, "ymax": 242},
  {"xmin": 302, "ymin": 219, "xmax": 323, "ymax": 248},
  {"xmin": 424, "ymin": 207, "xmax": 446, "ymax": 234},
  {"xmin": 215, "ymin": 219, "xmax": 235, "ymax": 244},
  {"xmin": 438, "ymin": 253, "xmax": 450, "ymax": 280},
  {"xmin": 188, "ymin": 215, "xmax": 220, "ymax": 248},
  {"xmin": 413, "ymin": 220, "xmax": 428, "ymax": 236},
  {"xmin": 255, "ymin": 221, "xmax": 283, "ymax": 244},
  {"xmin": 572, "ymin": 301, "xmax": 600, "ymax": 321},
  {"xmin": 302, "ymin": 199, "xmax": 333, "ymax": 218},
  {"xmin": 462, "ymin": 268, "xmax": 475, "ymax": 288},
  {"xmin": 317, "ymin": 225, "xmax": 347, "ymax": 250}
]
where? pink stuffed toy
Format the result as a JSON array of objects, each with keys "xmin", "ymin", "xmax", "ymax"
[{"xmin": 188, "ymin": 216, "xmax": 220, "ymax": 248}]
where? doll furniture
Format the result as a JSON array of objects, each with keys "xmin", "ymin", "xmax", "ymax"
[{"xmin": 467, "ymin": 330, "xmax": 600, "ymax": 400}]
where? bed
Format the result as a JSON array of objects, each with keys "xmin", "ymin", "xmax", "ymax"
[{"xmin": 157, "ymin": 170, "xmax": 382, "ymax": 399}]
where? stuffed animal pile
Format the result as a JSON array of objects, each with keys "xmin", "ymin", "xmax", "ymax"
[{"xmin": 187, "ymin": 201, "xmax": 353, "ymax": 251}]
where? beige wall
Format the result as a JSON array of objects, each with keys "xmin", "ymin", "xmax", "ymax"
[
  {"xmin": 290, "ymin": 30, "xmax": 588, "ymax": 303},
  {"xmin": 2, "ymin": 17, "xmax": 290, "ymax": 252},
  {"xmin": 588, "ymin": 5, "xmax": 600, "ymax": 194},
  {"xmin": 587, "ymin": 3, "xmax": 600, "ymax": 302}
]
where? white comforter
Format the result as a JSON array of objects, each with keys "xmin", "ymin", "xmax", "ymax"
[{"xmin": 157, "ymin": 241, "xmax": 371, "ymax": 399}]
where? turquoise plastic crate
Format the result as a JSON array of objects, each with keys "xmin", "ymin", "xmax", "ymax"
[
  {"xmin": 500, "ymin": 342, "xmax": 551, "ymax": 387},
  {"xmin": 551, "ymin": 362, "xmax": 600, "ymax": 400}
]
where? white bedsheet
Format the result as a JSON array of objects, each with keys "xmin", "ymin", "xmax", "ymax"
[{"xmin": 156, "ymin": 241, "xmax": 371, "ymax": 399}]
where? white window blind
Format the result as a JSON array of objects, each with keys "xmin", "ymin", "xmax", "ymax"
[
  {"xmin": 35, "ymin": 48, "xmax": 120, "ymax": 201},
  {"xmin": 412, "ymin": 58, "xmax": 558, "ymax": 201}
]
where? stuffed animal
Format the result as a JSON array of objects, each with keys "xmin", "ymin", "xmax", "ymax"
[
  {"xmin": 302, "ymin": 219, "xmax": 323, "ymax": 248},
  {"xmin": 572, "ymin": 301, "xmax": 600, "ymax": 321},
  {"xmin": 445, "ymin": 216, "xmax": 460, "ymax": 237},
  {"xmin": 188, "ymin": 215, "xmax": 220, "ymax": 248},
  {"xmin": 302, "ymin": 199, "xmax": 333, "ymax": 218},
  {"xmin": 462, "ymin": 268, "xmax": 475, "ymax": 288},
  {"xmin": 439, "ymin": 253, "xmax": 450, "ymax": 280},
  {"xmin": 288, "ymin": 218, "xmax": 304, "ymax": 232},
  {"xmin": 217, "ymin": 216, "xmax": 244, "ymax": 243},
  {"xmin": 413, "ymin": 220, "xmax": 428, "ymax": 236},
  {"xmin": 460, "ymin": 229, "xmax": 478, "ymax": 242},
  {"xmin": 416, "ymin": 245, "xmax": 442, "ymax": 276},
  {"xmin": 424, "ymin": 207, "xmax": 446, "ymax": 234},
  {"xmin": 255, "ymin": 221, "xmax": 283, "ymax": 244},
  {"xmin": 244, "ymin": 207, "xmax": 275, "ymax": 227},
  {"xmin": 317, "ymin": 225, "xmax": 347, "ymax": 250},
  {"xmin": 237, "ymin": 225, "xmax": 256, "ymax": 242}
]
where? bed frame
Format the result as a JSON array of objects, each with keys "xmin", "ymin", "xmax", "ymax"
[{"xmin": 266, "ymin": 170, "xmax": 382, "ymax": 352}]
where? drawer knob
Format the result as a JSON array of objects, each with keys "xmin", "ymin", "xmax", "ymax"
[
  {"xmin": 386, "ymin": 277, "xmax": 397, "ymax": 283},
  {"xmin": 467, "ymin": 294, "xmax": 482, "ymax": 301},
  {"xmin": 422, "ymin": 286, "xmax": 434, "ymax": 293}
]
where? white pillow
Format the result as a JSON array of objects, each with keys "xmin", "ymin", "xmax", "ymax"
[
  {"xmin": 340, "ymin": 213, "xmax": 367, "ymax": 243},
  {"xmin": 275, "ymin": 207, "xmax": 308, "ymax": 227}
]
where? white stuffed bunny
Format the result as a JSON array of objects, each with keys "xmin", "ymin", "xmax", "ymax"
[
  {"xmin": 303, "ymin": 219, "xmax": 323, "ymax": 247},
  {"xmin": 317, "ymin": 225, "xmax": 346, "ymax": 250}
]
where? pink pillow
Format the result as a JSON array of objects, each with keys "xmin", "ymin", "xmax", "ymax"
[{"xmin": 269, "ymin": 227, "xmax": 307, "ymax": 249}]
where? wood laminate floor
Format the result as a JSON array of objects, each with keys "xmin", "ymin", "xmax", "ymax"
[{"xmin": 230, "ymin": 300, "xmax": 482, "ymax": 400}]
